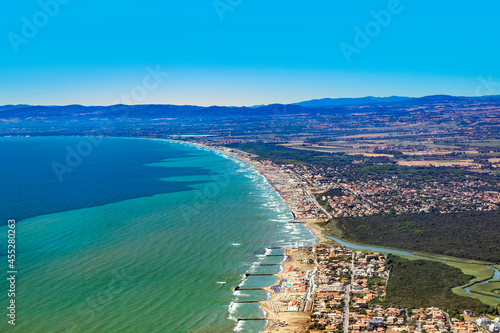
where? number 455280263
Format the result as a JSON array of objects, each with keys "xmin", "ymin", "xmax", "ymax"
[{"xmin": 7, "ymin": 219, "xmax": 16, "ymax": 270}]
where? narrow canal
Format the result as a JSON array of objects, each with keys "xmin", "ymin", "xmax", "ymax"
[{"xmin": 326, "ymin": 236, "xmax": 500, "ymax": 304}]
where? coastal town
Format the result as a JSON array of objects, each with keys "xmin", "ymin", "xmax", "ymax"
[
  {"xmin": 257, "ymin": 243, "xmax": 500, "ymax": 333},
  {"xmin": 217, "ymin": 146, "xmax": 500, "ymax": 333},
  {"xmin": 217, "ymin": 147, "xmax": 330, "ymax": 221},
  {"xmin": 4, "ymin": 2, "xmax": 500, "ymax": 331},
  {"xmin": 218, "ymin": 147, "xmax": 500, "ymax": 220}
]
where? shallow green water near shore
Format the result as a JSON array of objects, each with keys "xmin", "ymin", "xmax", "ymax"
[{"xmin": 0, "ymin": 137, "xmax": 316, "ymax": 332}]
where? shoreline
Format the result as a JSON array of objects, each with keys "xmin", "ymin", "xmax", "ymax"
[
  {"xmin": 170, "ymin": 139, "xmax": 328, "ymax": 246},
  {"xmin": 258, "ymin": 247, "xmax": 314, "ymax": 333},
  {"xmin": 171, "ymin": 140, "xmax": 323, "ymax": 332},
  {"xmin": 21, "ymin": 134, "xmax": 497, "ymax": 264},
  {"xmin": 14, "ymin": 135, "xmax": 499, "ymax": 329},
  {"xmin": 8, "ymin": 135, "xmax": 318, "ymax": 332},
  {"xmin": 188, "ymin": 144, "xmax": 327, "ymax": 332},
  {"xmin": 200, "ymin": 144, "xmax": 327, "ymax": 245},
  {"xmin": 134, "ymin": 138, "xmax": 344, "ymax": 332},
  {"xmin": 180, "ymin": 142, "xmax": 500, "ymax": 325},
  {"xmin": 8, "ymin": 135, "xmax": 320, "ymax": 332}
]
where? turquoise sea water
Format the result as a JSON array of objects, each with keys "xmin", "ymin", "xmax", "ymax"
[{"xmin": 0, "ymin": 137, "xmax": 316, "ymax": 333}]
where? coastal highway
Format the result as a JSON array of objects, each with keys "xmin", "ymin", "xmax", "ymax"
[
  {"xmin": 350, "ymin": 253, "xmax": 355, "ymax": 286},
  {"xmin": 305, "ymin": 269, "xmax": 317, "ymax": 301},
  {"xmin": 306, "ymin": 186, "xmax": 332, "ymax": 220},
  {"xmin": 288, "ymin": 170, "xmax": 332, "ymax": 219},
  {"xmin": 343, "ymin": 285, "xmax": 350, "ymax": 333},
  {"xmin": 445, "ymin": 312, "xmax": 455, "ymax": 333},
  {"xmin": 344, "ymin": 253, "xmax": 355, "ymax": 333}
]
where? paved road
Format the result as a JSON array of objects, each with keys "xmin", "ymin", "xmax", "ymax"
[
  {"xmin": 351, "ymin": 253, "xmax": 355, "ymax": 285},
  {"xmin": 445, "ymin": 312, "xmax": 455, "ymax": 332},
  {"xmin": 289, "ymin": 171, "xmax": 332, "ymax": 219},
  {"xmin": 343, "ymin": 285, "xmax": 350, "ymax": 333},
  {"xmin": 305, "ymin": 269, "xmax": 316, "ymax": 301},
  {"xmin": 305, "ymin": 186, "xmax": 332, "ymax": 219},
  {"xmin": 343, "ymin": 253, "xmax": 355, "ymax": 333}
]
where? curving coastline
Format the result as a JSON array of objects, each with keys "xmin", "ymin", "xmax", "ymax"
[
  {"xmin": 190, "ymin": 144, "xmax": 324, "ymax": 332},
  {"xmin": 180, "ymin": 141, "xmax": 500, "ymax": 318},
  {"xmin": 167, "ymin": 141, "xmax": 321, "ymax": 332},
  {"xmin": 99, "ymin": 138, "xmax": 500, "ymax": 325}
]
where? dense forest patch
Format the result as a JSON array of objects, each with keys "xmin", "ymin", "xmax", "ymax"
[
  {"xmin": 333, "ymin": 211, "xmax": 500, "ymax": 263},
  {"xmin": 385, "ymin": 255, "xmax": 489, "ymax": 311}
]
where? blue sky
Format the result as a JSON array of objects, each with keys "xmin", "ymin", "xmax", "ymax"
[{"xmin": 1, "ymin": 0, "xmax": 500, "ymax": 106}]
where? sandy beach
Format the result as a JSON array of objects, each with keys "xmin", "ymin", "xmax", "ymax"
[
  {"xmin": 182, "ymin": 142, "xmax": 331, "ymax": 332},
  {"xmin": 260, "ymin": 247, "xmax": 317, "ymax": 332}
]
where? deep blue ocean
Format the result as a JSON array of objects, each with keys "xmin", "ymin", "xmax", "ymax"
[{"xmin": 0, "ymin": 137, "xmax": 315, "ymax": 332}]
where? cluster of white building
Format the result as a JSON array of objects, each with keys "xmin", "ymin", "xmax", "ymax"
[{"xmin": 477, "ymin": 317, "xmax": 500, "ymax": 332}]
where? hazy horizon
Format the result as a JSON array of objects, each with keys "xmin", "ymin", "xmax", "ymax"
[{"xmin": 3, "ymin": 93, "xmax": 500, "ymax": 109}]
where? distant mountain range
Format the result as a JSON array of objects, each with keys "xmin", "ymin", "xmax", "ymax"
[
  {"xmin": 0, "ymin": 104, "xmax": 32, "ymax": 111},
  {"xmin": 1, "ymin": 95, "xmax": 500, "ymax": 118},
  {"xmin": 2, "ymin": 94, "xmax": 499, "ymax": 138},
  {"xmin": 292, "ymin": 96, "xmax": 414, "ymax": 107},
  {"xmin": 293, "ymin": 94, "xmax": 500, "ymax": 108}
]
